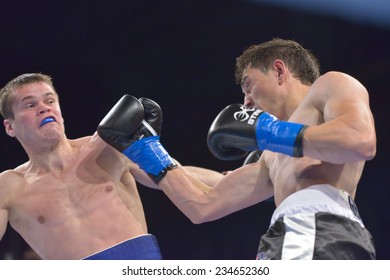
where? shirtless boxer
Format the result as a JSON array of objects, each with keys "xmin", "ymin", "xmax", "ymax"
[
  {"xmin": 0, "ymin": 73, "xmax": 162, "ymax": 260},
  {"xmin": 101, "ymin": 39, "xmax": 377, "ymax": 259}
]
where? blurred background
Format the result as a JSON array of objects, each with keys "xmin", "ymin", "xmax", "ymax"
[{"xmin": 0, "ymin": 0, "xmax": 389, "ymax": 260}]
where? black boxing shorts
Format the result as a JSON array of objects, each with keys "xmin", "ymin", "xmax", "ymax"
[{"xmin": 256, "ymin": 184, "xmax": 376, "ymax": 260}]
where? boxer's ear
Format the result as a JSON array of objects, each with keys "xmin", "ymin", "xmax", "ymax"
[{"xmin": 4, "ymin": 119, "xmax": 16, "ymax": 138}]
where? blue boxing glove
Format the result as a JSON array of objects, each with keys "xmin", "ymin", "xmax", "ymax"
[
  {"xmin": 207, "ymin": 104, "xmax": 308, "ymax": 160},
  {"xmin": 98, "ymin": 95, "xmax": 177, "ymax": 183},
  {"xmin": 255, "ymin": 111, "xmax": 308, "ymax": 157}
]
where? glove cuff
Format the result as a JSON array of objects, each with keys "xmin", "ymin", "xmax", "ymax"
[
  {"xmin": 123, "ymin": 136, "xmax": 177, "ymax": 183},
  {"xmin": 256, "ymin": 113, "xmax": 307, "ymax": 157}
]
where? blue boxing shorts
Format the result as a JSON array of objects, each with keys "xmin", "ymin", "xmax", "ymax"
[
  {"xmin": 256, "ymin": 184, "xmax": 376, "ymax": 260},
  {"xmin": 83, "ymin": 234, "xmax": 162, "ymax": 260}
]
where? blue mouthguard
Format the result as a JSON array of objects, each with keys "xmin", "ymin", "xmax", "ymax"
[{"xmin": 40, "ymin": 117, "xmax": 55, "ymax": 127}]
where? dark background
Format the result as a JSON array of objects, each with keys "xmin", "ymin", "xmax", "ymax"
[{"xmin": 0, "ymin": 0, "xmax": 389, "ymax": 260}]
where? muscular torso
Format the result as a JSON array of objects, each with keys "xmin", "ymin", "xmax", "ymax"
[
  {"xmin": 263, "ymin": 88, "xmax": 365, "ymax": 207},
  {"xmin": 0, "ymin": 136, "xmax": 147, "ymax": 259}
]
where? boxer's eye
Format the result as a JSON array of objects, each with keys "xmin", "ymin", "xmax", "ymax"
[
  {"xmin": 243, "ymin": 81, "xmax": 252, "ymax": 95},
  {"xmin": 24, "ymin": 103, "xmax": 35, "ymax": 109},
  {"xmin": 46, "ymin": 99, "xmax": 55, "ymax": 105}
]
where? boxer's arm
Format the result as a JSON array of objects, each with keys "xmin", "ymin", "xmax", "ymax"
[
  {"xmin": 128, "ymin": 160, "xmax": 162, "ymax": 190},
  {"xmin": 159, "ymin": 158, "xmax": 273, "ymax": 224},
  {"xmin": 0, "ymin": 173, "xmax": 9, "ymax": 241},
  {"xmin": 0, "ymin": 209, "xmax": 7, "ymax": 241},
  {"xmin": 181, "ymin": 166, "xmax": 224, "ymax": 187},
  {"xmin": 128, "ymin": 161, "xmax": 223, "ymax": 190},
  {"xmin": 172, "ymin": 152, "xmax": 262, "ymax": 189},
  {"xmin": 302, "ymin": 71, "xmax": 376, "ymax": 163}
]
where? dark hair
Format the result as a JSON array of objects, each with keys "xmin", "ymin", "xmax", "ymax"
[
  {"xmin": 0, "ymin": 73, "xmax": 56, "ymax": 119},
  {"xmin": 235, "ymin": 38, "xmax": 320, "ymax": 86}
]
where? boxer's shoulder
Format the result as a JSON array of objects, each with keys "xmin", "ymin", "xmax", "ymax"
[
  {"xmin": 68, "ymin": 134, "xmax": 106, "ymax": 152},
  {"xmin": 0, "ymin": 168, "xmax": 26, "ymax": 202},
  {"xmin": 69, "ymin": 135, "xmax": 94, "ymax": 146}
]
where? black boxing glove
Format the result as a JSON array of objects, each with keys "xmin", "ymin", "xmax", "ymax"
[
  {"xmin": 207, "ymin": 104, "xmax": 308, "ymax": 160},
  {"xmin": 127, "ymin": 97, "xmax": 177, "ymax": 183},
  {"xmin": 97, "ymin": 95, "xmax": 144, "ymax": 151},
  {"xmin": 98, "ymin": 95, "xmax": 176, "ymax": 184}
]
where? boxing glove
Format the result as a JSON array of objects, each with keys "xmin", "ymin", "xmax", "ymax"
[
  {"xmin": 97, "ymin": 95, "xmax": 145, "ymax": 152},
  {"xmin": 207, "ymin": 104, "xmax": 308, "ymax": 160},
  {"xmin": 98, "ymin": 95, "xmax": 176, "ymax": 184},
  {"xmin": 124, "ymin": 97, "xmax": 177, "ymax": 183}
]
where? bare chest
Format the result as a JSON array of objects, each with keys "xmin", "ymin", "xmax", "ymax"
[
  {"xmin": 263, "ymin": 101, "xmax": 327, "ymax": 204},
  {"xmin": 8, "ymin": 148, "xmax": 128, "ymax": 228}
]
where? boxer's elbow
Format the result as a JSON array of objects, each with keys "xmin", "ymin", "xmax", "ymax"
[
  {"xmin": 356, "ymin": 132, "xmax": 376, "ymax": 161},
  {"xmin": 340, "ymin": 124, "xmax": 376, "ymax": 162},
  {"xmin": 186, "ymin": 208, "xmax": 214, "ymax": 225},
  {"xmin": 181, "ymin": 200, "xmax": 218, "ymax": 224},
  {"xmin": 190, "ymin": 215, "xmax": 217, "ymax": 225},
  {"xmin": 359, "ymin": 139, "xmax": 376, "ymax": 161},
  {"xmin": 189, "ymin": 215, "xmax": 208, "ymax": 225}
]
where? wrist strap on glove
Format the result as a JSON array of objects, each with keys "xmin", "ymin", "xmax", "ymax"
[
  {"xmin": 123, "ymin": 136, "xmax": 177, "ymax": 183},
  {"xmin": 256, "ymin": 113, "xmax": 307, "ymax": 157}
]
